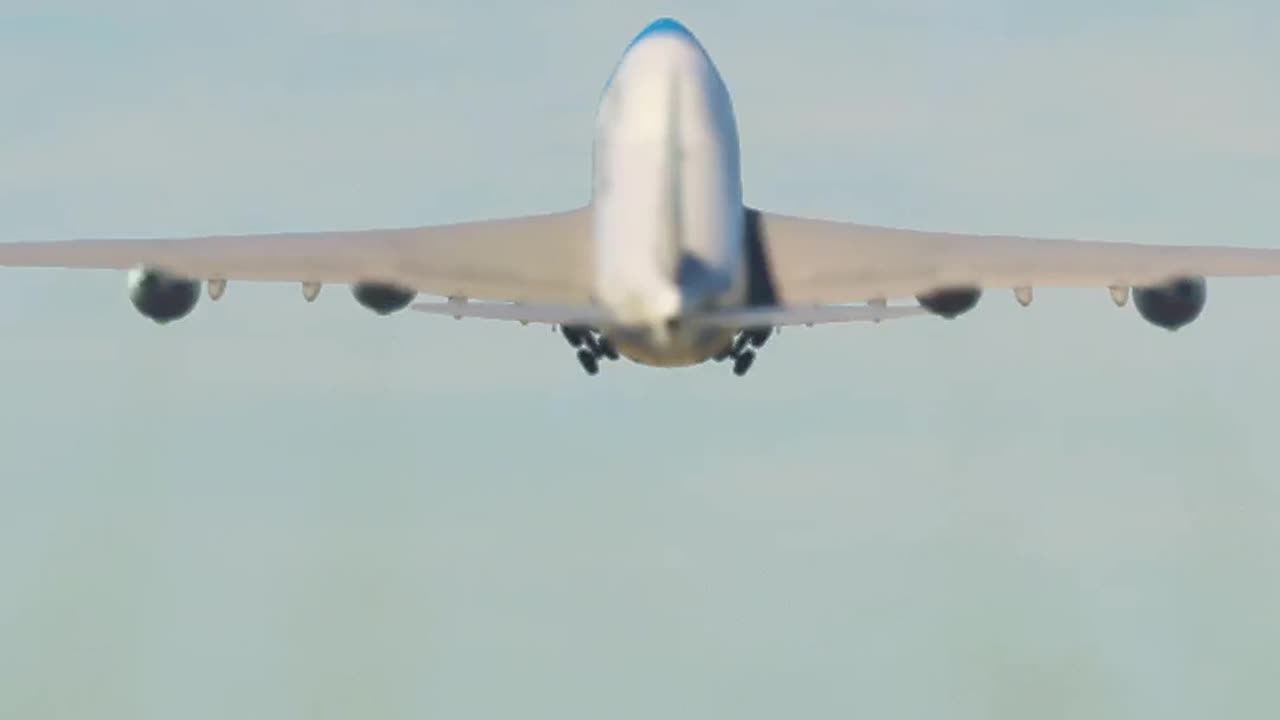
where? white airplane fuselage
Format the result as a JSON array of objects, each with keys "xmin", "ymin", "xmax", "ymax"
[{"xmin": 590, "ymin": 19, "xmax": 746, "ymax": 366}]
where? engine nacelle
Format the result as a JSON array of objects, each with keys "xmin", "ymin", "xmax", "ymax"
[
  {"xmin": 128, "ymin": 268, "xmax": 200, "ymax": 324},
  {"xmin": 1134, "ymin": 276, "xmax": 1206, "ymax": 331},
  {"xmin": 352, "ymin": 282, "xmax": 416, "ymax": 315},
  {"xmin": 916, "ymin": 286, "xmax": 982, "ymax": 319}
]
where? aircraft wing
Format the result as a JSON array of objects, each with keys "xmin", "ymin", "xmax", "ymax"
[
  {"xmin": 0, "ymin": 208, "xmax": 594, "ymax": 304},
  {"xmin": 751, "ymin": 209, "xmax": 1280, "ymax": 304}
]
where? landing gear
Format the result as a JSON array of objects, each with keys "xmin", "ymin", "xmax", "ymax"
[
  {"xmin": 723, "ymin": 326, "xmax": 773, "ymax": 376},
  {"xmin": 597, "ymin": 336, "xmax": 619, "ymax": 361},
  {"xmin": 577, "ymin": 349, "xmax": 599, "ymax": 375},
  {"xmin": 562, "ymin": 325, "xmax": 587, "ymax": 348},
  {"xmin": 565, "ymin": 327, "xmax": 617, "ymax": 375}
]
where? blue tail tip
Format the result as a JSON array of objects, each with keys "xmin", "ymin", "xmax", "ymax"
[{"xmin": 633, "ymin": 17, "xmax": 693, "ymax": 44}]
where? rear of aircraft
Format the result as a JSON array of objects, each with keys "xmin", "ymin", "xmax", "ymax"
[{"xmin": 589, "ymin": 18, "xmax": 747, "ymax": 364}]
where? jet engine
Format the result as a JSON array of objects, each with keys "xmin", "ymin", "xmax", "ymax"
[
  {"xmin": 916, "ymin": 286, "xmax": 982, "ymax": 318},
  {"xmin": 352, "ymin": 282, "xmax": 416, "ymax": 315},
  {"xmin": 128, "ymin": 268, "xmax": 200, "ymax": 324},
  {"xmin": 1133, "ymin": 276, "xmax": 1206, "ymax": 331}
]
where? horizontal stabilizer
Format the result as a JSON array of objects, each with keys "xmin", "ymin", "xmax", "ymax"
[
  {"xmin": 412, "ymin": 300, "xmax": 927, "ymax": 328},
  {"xmin": 689, "ymin": 303, "xmax": 928, "ymax": 327},
  {"xmin": 411, "ymin": 301, "xmax": 609, "ymax": 326}
]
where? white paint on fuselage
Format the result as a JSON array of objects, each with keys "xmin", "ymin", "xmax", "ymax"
[{"xmin": 591, "ymin": 19, "xmax": 745, "ymax": 367}]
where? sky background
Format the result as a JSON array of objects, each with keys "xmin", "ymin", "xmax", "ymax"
[{"xmin": 2, "ymin": 2, "xmax": 1279, "ymax": 718}]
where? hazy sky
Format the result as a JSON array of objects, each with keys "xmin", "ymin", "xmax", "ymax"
[{"xmin": 2, "ymin": 3, "xmax": 1279, "ymax": 718}]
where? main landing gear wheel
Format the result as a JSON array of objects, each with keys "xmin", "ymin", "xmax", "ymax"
[
  {"xmin": 568, "ymin": 327, "xmax": 617, "ymax": 375},
  {"xmin": 562, "ymin": 326, "xmax": 587, "ymax": 348},
  {"xmin": 723, "ymin": 326, "xmax": 773, "ymax": 376},
  {"xmin": 748, "ymin": 328, "xmax": 771, "ymax": 348},
  {"xmin": 577, "ymin": 349, "xmax": 599, "ymax": 375}
]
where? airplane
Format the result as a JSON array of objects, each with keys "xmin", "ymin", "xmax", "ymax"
[{"xmin": 3, "ymin": 17, "xmax": 1280, "ymax": 377}]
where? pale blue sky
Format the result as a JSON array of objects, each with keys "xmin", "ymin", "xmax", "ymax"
[{"xmin": 2, "ymin": 3, "xmax": 1279, "ymax": 718}]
